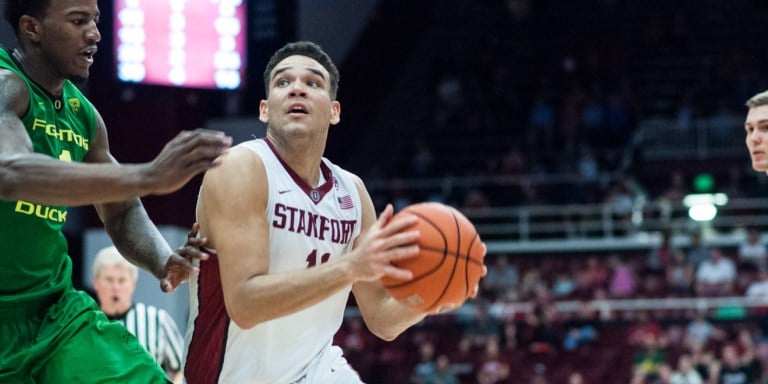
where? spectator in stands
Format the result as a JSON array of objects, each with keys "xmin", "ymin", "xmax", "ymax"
[
  {"xmin": 738, "ymin": 227, "xmax": 767, "ymax": 271},
  {"xmin": 710, "ymin": 344, "xmax": 760, "ymax": 384},
  {"xmin": 647, "ymin": 229, "xmax": 676, "ymax": 272},
  {"xmin": 627, "ymin": 311, "xmax": 664, "ymax": 347},
  {"xmin": 461, "ymin": 188, "xmax": 492, "ymax": 211},
  {"xmin": 519, "ymin": 267, "xmax": 545, "ymax": 301},
  {"xmin": 338, "ymin": 317, "xmax": 373, "ymax": 356},
  {"xmin": 631, "ymin": 332, "xmax": 668, "ymax": 384},
  {"xmin": 482, "ymin": 254, "xmax": 519, "ymax": 301},
  {"xmin": 658, "ymin": 170, "xmax": 688, "ymax": 203},
  {"xmin": 746, "ymin": 268, "xmax": 768, "ymax": 297},
  {"xmin": 425, "ymin": 354, "xmax": 460, "ymax": 384},
  {"xmin": 521, "ymin": 303, "xmax": 561, "ymax": 355},
  {"xmin": 686, "ymin": 341, "xmax": 716, "ymax": 382},
  {"xmin": 451, "ymin": 336, "xmax": 479, "ymax": 380},
  {"xmin": 608, "ymin": 255, "xmax": 637, "ymax": 298},
  {"xmin": 574, "ymin": 256, "xmax": 609, "ymax": 299},
  {"xmin": 460, "ymin": 302, "xmax": 502, "ymax": 348},
  {"xmin": 551, "ymin": 271, "xmax": 577, "ymax": 299},
  {"xmin": 562, "ymin": 302, "xmax": 598, "ymax": 351},
  {"xmin": 686, "ymin": 231, "xmax": 710, "ymax": 269},
  {"xmin": 666, "ymin": 249, "xmax": 695, "ymax": 297},
  {"xmin": 475, "ymin": 338, "xmax": 510, "ymax": 384},
  {"xmin": 695, "ymin": 248, "xmax": 737, "ymax": 296},
  {"xmin": 683, "ymin": 310, "xmax": 720, "ymax": 349},
  {"xmin": 669, "ymin": 353, "xmax": 704, "ymax": 384},
  {"xmin": 411, "ymin": 341, "xmax": 438, "ymax": 384},
  {"xmin": 604, "ymin": 176, "xmax": 641, "ymax": 236}
]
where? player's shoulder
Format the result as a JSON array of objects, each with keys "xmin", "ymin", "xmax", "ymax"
[
  {"xmin": 0, "ymin": 68, "xmax": 29, "ymax": 109},
  {"xmin": 209, "ymin": 143, "xmax": 264, "ymax": 175},
  {"xmin": 201, "ymin": 142, "xmax": 267, "ymax": 193}
]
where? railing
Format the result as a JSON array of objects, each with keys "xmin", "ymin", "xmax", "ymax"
[
  {"xmin": 465, "ymin": 197, "xmax": 768, "ymax": 253},
  {"xmin": 488, "ymin": 295, "xmax": 768, "ymax": 320}
]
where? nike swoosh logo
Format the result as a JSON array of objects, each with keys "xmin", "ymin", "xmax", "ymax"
[{"xmin": 278, "ymin": 190, "xmax": 291, "ymax": 194}]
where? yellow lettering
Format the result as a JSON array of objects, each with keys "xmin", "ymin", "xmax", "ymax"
[
  {"xmin": 59, "ymin": 150, "xmax": 72, "ymax": 162},
  {"xmin": 32, "ymin": 119, "xmax": 89, "ymax": 151},
  {"xmin": 34, "ymin": 205, "xmax": 49, "ymax": 219},
  {"xmin": 59, "ymin": 129, "xmax": 73, "ymax": 142},
  {"xmin": 32, "ymin": 119, "xmax": 46, "ymax": 131},
  {"xmin": 14, "ymin": 200, "xmax": 34, "ymax": 214},
  {"xmin": 13, "ymin": 200, "xmax": 66, "ymax": 223}
]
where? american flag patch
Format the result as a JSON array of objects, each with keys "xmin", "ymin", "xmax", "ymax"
[{"xmin": 338, "ymin": 195, "xmax": 354, "ymax": 210}]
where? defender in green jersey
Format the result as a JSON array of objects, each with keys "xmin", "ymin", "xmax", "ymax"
[{"xmin": 0, "ymin": 0, "xmax": 232, "ymax": 382}]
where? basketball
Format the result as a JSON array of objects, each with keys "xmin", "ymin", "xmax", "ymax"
[{"xmin": 381, "ymin": 202, "xmax": 486, "ymax": 313}]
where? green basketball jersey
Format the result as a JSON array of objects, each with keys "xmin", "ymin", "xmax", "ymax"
[{"xmin": 0, "ymin": 48, "xmax": 97, "ymax": 306}]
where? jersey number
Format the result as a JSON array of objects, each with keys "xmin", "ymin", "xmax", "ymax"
[{"xmin": 306, "ymin": 249, "xmax": 330, "ymax": 267}]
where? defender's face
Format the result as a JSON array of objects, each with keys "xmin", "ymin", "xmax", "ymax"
[
  {"xmin": 92, "ymin": 264, "xmax": 136, "ymax": 316},
  {"xmin": 745, "ymin": 105, "xmax": 768, "ymax": 173},
  {"xmin": 259, "ymin": 55, "xmax": 340, "ymax": 137},
  {"xmin": 35, "ymin": 0, "xmax": 101, "ymax": 81}
]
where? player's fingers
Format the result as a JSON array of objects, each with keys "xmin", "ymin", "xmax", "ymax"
[
  {"xmin": 379, "ymin": 214, "xmax": 418, "ymax": 237},
  {"xmin": 375, "ymin": 204, "xmax": 394, "ymax": 227},
  {"xmin": 385, "ymin": 230, "xmax": 420, "ymax": 249},
  {"xmin": 383, "ymin": 264, "xmax": 413, "ymax": 281},
  {"xmin": 160, "ymin": 278, "xmax": 174, "ymax": 293},
  {"xmin": 386, "ymin": 244, "xmax": 420, "ymax": 261},
  {"xmin": 187, "ymin": 222, "xmax": 200, "ymax": 238}
]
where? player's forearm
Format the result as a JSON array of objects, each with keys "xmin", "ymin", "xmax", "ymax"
[
  {"xmin": 101, "ymin": 199, "xmax": 172, "ymax": 279},
  {"xmin": 355, "ymin": 282, "xmax": 426, "ymax": 341},
  {"xmin": 0, "ymin": 153, "xmax": 152, "ymax": 205},
  {"xmin": 228, "ymin": 260, "xmax": 355, "ymax": 329}
]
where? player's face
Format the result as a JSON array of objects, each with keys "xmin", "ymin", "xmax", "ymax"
[
  {"xmin": 259, "ymin": 55, "xmax": 340, "ymax": 138},
  {"xmin": 745, "ymin": 105, "xmax": 768, "ymax": 173},
  {"xmin": 92, "ymin": 264, "xmax": 136, "ymax": 316},
  {"xmin": 34, "ymin": 0, "xmax": 101, "ymax": 82}
]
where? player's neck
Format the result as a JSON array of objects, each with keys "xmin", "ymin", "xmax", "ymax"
[
  {"xmin": 267, "ymin": 135, "xmax": 326, "ymax": 187},
  {"xmin": 12, "ymin": 48, "xmax": 66, "ymax": 96}
]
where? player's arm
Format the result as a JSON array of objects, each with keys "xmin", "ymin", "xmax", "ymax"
[
  {"xmin": 0, "ymin": 69, "xmax": 231, "ymax": 206},
  {"xmin": 199, "ymin": 147, "xmax": 353, "ymax": 329},
  {"xmin": 200, "ymin": 148, "xmax": 419, "ymax": 329},
  {"xmin": 351, "ymin": 177, "xmax": 428, "ymax": 341},
  {"xmin": 87, "ymin": 108, "xmax": 176, "ymax": 279}
]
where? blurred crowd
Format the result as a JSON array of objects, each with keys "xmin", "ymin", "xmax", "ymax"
[{"xmin": 336, "ymin": 226, "xmax": 768, "ymax": 383}]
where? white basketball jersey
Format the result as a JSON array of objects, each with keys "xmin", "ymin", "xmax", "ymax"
[{"xmin": 184, "ymin": 138, "xmax": 363, "ymax": 384}]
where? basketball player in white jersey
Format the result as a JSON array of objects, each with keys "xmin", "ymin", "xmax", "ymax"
[{"xmin": 183, "ymin": 42, "xmax": 482, "ymax": 384}]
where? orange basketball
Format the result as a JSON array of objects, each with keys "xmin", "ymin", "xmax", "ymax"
[{"xmin": 381, "ymin": 202, "xmax": 486, "ymax": 313}]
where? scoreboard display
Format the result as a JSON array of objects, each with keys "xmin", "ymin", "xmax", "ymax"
[{"xmin": 115, "ymin": 0, "xmax": 247, "ymax": 90}]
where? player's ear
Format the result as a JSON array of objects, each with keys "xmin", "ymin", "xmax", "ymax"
[
  {"xmin": 259, "ymin": 100, "xmax": 269, "ymax": 123},
  {"xmin": 19, "ymin": 15, "xmax": 42, "ymax": 43},
  {"xmin": 329, "ymin": 100, "xmax": 341, "ymax": 125}
]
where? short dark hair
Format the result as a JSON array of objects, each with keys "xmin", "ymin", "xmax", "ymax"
[
  {"xmin": 263, "ymin": 41, "xmax": 340, "ymax": 99},
  {"xmin": 3, "ymin": 0, "xmax": 51, "ymax": 35}
]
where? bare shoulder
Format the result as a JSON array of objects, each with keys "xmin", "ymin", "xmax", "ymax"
[
  {"xmin": 200, "ymin": 145, "xmax": 267, "ymax": 200},
  {"xmin": 204, "ymin": 146, "xmax": 264, "ymax": 182}
]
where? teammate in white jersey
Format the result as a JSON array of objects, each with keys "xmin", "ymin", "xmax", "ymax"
[{"xmin": 183, "ymin": 41, "xmax": 484, "ymax": 384}]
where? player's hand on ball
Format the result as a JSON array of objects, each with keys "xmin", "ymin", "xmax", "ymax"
[{"xmin": 348, "ymin": 204, "xmax": 420, "ymax": 282}]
